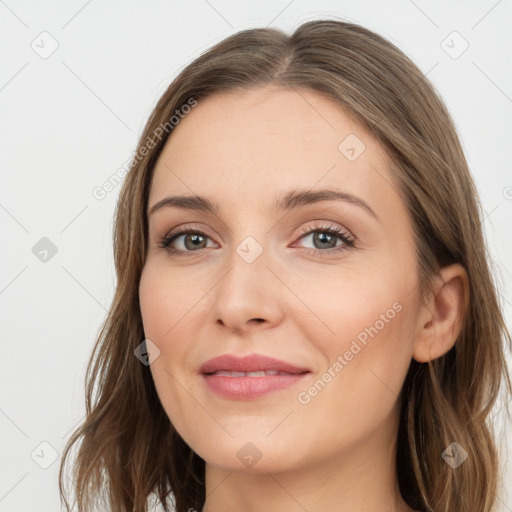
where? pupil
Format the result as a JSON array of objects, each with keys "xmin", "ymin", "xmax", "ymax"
[
  {"xmin": 186, "ymin": 234, "xmax": 205, "ymax": 250},
  {"xmin": 315, "ymin": 232, "xmax": 335, "ymax": 249}
]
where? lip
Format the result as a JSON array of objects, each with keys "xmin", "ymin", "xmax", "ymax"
[
  {"xmin": 199, "ymin": 354, "xmax": 310, "ymax": 374},
  {"xmin": 199, "ymin": 354, "xmax": 311, "ymax": 400}
]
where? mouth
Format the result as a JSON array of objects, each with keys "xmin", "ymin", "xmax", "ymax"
[
  {"xmin": 199, "ymin": 354, "xmax": 311, "ymax": 399},
  {"xmin": 199, "ymin": 353, "xmax": 310, "ymax": 374},
  {"xmin": 201, "ymin": 372, "xmax": 309, "ymax": 399},
  {"xmin": 207, "ymin": 370, "xmax": 302, "ymax": 377}
]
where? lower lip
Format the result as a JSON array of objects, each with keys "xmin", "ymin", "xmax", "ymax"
[{"xmin": 202, "ymin": 373, "xmax": 309, "ymax": 399}]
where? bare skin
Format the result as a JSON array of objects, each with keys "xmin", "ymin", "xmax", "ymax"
[{"xmin": 138, "ymin": 84, "xmax": 467, "ymax": 512}]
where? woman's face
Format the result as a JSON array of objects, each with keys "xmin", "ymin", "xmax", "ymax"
[{"xmin": 139, "ymin": 85, "xmax": 423, "ymax": 473}]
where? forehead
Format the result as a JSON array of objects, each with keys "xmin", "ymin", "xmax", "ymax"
[{"xmin": 149, "ymin": 85, "xmax": 400, "ymax": 216}]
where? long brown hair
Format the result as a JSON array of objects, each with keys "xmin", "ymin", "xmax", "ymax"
[{"xmin": 59, "ymin": 18, "xmax": 512, "ymax": 512}]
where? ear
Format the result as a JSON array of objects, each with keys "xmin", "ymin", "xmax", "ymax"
[{"xmin": 412, "ymin": 263, "xmax": 469, "ymax": 363}]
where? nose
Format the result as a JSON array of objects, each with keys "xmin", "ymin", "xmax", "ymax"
[{"xmin": 211, "ymin": 245, "xmax": 286, "ymax": 335}]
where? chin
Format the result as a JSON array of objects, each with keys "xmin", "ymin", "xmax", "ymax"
[{"xmin": 187, "ymin": 432, "xmax": 301, "ymax": 474}]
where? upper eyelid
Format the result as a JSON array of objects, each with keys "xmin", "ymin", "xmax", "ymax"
[
  {"xmin": 165, "ymin": 223, "xmax": 217, "ymax": 241},
  {"xmin": 295, "ymin": 222, "xmax": 352, "ymax": 237},
  {"xmin": 162, "ymin": 221, "xmax": 354, "ymax": 245}
]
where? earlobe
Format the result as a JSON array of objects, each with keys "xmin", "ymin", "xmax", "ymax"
[{"xmin": 412, "ymin": 263, "xmax": 469, "ymax": 363}]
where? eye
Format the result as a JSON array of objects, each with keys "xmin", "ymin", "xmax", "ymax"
[
  {"xmin": 157, "ymin": 225, "xmax": 217, "ymax": 257},
  {"xmin": 292, "ymin": 223, "xmax": 355, "ymax": 256},
  {"xmin": 157, "ymin": 222, "xmax": 356, "ymax": 257}
]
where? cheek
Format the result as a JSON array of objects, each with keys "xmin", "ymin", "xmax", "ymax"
[
  {"xmin": 139, "ymin": 262, "xmax": 207, "ymax": 341},
  {"xmin": 138, "ymin": 264, "xmax": 207, "ymax": 426},
  {"xmin": 287, "ymin": 264, "xmax": 409, "ymax": 356},
  {"xmin": 292, "ymin": 270, "xmax": 415, "ymax": 425}
]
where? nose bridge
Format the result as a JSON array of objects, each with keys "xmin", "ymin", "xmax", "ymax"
[{"xmin": 211, "ymin": 231, "xmax": 284, "ymax": 330}]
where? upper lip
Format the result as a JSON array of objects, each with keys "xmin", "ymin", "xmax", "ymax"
[{"xmin": 199, "ymin": 354, "xmax": 310, "ymax": 374}]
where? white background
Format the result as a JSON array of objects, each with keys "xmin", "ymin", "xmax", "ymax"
[{"xmin": 1, "ymin": 1, "xmax": 511, "ymax": 511}]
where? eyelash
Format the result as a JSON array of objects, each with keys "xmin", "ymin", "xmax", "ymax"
[{"xmin": 157, "ymin": 222, "xmax": 356, "ymax": 258}]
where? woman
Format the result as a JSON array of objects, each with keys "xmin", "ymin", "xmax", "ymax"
[{"xmin": 59, "ymin": 18, "xmax": 512, "ymax": 512}]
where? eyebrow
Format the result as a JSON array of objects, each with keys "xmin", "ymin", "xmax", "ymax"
[{"xmin": 148, "ymin": 188, "xmax": 378, "ymax": 220}]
